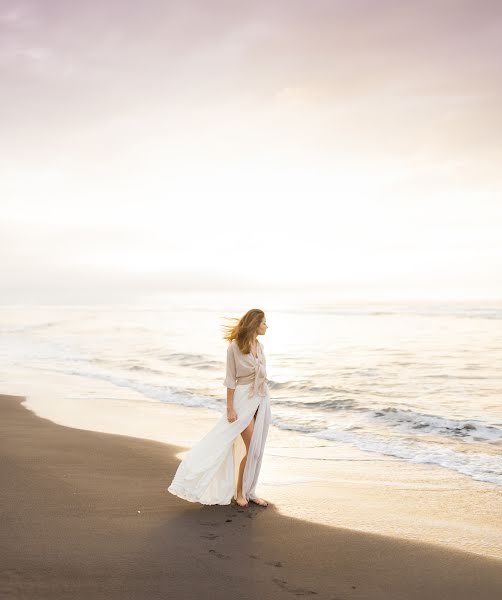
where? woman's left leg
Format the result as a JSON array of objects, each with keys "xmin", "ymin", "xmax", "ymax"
[
  {"xmin": 235, "ymin": 410, "xmax": 256, "ymax": 506},
  {"xmin": 235, "ymin": 407, "xmax": 268, "ymax": 507}
]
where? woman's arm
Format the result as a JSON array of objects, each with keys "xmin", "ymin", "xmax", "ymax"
[
  {"xmin": 224, "ymin": 344, "xmax": 238, "ymax": 422},
  {"xmin": 226, "ymin": 387, "xmax": 235, "ymax": 404}
]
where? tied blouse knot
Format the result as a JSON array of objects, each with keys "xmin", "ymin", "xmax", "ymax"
[{"xmin": 223, "ymin": 340, "xmax": 268, "ymax": 398}]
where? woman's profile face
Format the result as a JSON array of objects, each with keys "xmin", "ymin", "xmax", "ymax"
[{"xmin": 257, "ymin": 316, "xmax": 268, "ymax": 336}]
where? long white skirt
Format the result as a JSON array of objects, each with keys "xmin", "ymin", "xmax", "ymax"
[{"xmin": 167, "ymin": 383, "xmax": 271, "ymax": 505}]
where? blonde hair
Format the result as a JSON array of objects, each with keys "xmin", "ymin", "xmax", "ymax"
[{"xmin": 221, "ymin": 308, "xmax": 265, "ymax": 354}]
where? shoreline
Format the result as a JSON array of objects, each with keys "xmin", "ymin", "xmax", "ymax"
[
  {"xmin": 2, "ymin": 392, "xmax": 502, "ymax": 599},
  {"xmin": 4, "ymin": 366, "xmax": 502, "ymax": 560},
  {"xmin": 3, "ymin": 366, "xmax": 502, "ymax": 560}
]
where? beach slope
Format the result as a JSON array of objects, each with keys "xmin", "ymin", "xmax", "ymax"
[{"xmin": 1, "ymin": 393, "xmax": 501, "ymax": 600}]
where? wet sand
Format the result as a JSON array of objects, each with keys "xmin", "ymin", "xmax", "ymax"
[{"xmin": 1, "ymin": 393, "xmax": 501, "ymax": 600}]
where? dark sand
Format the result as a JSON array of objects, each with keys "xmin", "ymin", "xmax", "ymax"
[{"xmin": 1, "ymin": 393, "xmax": 501, "ymax": 600}]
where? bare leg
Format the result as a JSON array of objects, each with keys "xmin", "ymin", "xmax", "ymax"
[
  {"xmin": 246, "ymin": 407, "xmax": 268, "ymax": 507},
  {"xmin": 235, "ymin": 409, "xmax": 258, "ymax": 507}
]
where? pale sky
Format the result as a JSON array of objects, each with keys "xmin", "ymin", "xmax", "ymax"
[{"xmin": 1, "ymin": 1, "xmax": 502, "ymax": 302}]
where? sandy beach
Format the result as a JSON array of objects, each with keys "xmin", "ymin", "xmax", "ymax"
[{"xmin": 2, "ymin": 392, "xmax": 501, "ymax": 600}]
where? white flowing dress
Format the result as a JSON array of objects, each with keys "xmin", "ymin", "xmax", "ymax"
[{"xmin": 167, "ymin": 340, "xmax": 271, "ymax": 505}]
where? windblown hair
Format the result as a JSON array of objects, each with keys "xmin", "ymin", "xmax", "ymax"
[{"xmin": 221, "ymin": 308, "xmax": 265, "ymax": 354}]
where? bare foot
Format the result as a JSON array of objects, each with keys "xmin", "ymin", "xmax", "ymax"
[
  {"xmin": 249, "ymin": 496, "xmax": 268, "ymax": 507},
  {"xmin": 235, "ymin": 494, "xmax": 248, "ymax": 507}
]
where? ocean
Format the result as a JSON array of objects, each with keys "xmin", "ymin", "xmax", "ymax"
[{"xmin": 1, "ymin": 293, "xmax": 501, "ymax": 487}]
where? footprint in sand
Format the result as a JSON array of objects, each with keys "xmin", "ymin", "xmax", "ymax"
[
  {"xmin": 208, "ymin": 548, "xmax": 230, "ymax": 560},
  {"xmin": 249, "ymin": 555, "xmax": 283, "ymax": 568},
  {"xmin": 272, "ymin": 577, "xmax": 318, "ymax": 596},
  {"xmin": 265, "ymin": 560, "xmax": 283, "ymax": 568}
]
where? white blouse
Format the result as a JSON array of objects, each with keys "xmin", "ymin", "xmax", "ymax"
[{"xmin": 223, "ymin": 339, "xmax": 269, "ymax": 398}]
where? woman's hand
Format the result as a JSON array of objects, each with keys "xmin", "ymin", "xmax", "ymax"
[{"xmin": 227, "ymin": 407, "xmax": 238, "ymax": 423}]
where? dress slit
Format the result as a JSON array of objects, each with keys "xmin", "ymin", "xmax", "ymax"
[
  {"xmin": 239, "ymin": 394, "xmax": 270, "ymax": 501},
  {"xmin": 232, "ymin": 400, "xmax": 262, "ymax": 500}
]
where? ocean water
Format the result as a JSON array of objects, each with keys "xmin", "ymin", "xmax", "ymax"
[{"xmin": 1, "ymin": 293, "xmax": 501, "ymax": 487}]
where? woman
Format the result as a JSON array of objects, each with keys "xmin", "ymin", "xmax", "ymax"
[{"xmin": 167, "ymin": 309, "xmax": 271, "ymax": 507}]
